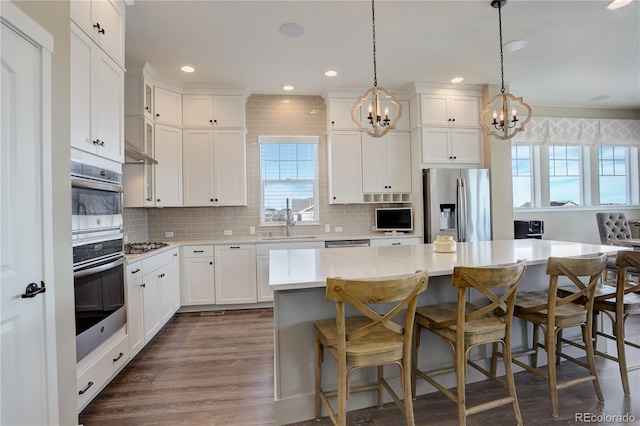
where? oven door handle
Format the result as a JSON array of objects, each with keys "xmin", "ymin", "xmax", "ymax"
[
  {"xmin": 71, "ymin": 177, "xmax": 123, "ymax": 193},
  {"xmin": 74, "ymin": 257, "xmax": 125, "ymax": 279}
]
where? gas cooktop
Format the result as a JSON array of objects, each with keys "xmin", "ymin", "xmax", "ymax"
[{"xmin": 124, "ymin": 242, "xmax": 169, "ymax": 255}]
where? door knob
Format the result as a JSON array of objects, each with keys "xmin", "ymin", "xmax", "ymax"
[{"xmin": 21, "ymin": 281, "xmax": 46, "ymax": 298}]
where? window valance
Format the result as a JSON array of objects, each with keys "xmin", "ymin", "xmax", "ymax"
[{"xmin": 512, "ymin": 116, "xmax": 640, "ymax": 146}]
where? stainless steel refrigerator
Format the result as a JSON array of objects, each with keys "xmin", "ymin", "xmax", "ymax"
[{"xmin": 423, "ymin": 168, "xmax": 491, "ymax": 243}]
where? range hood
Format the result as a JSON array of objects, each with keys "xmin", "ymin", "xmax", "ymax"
[{"xmin": 124, "ymin": 140, "xmax": 157, "ymax": 165}]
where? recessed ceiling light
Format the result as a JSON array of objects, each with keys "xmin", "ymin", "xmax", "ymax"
[
  {"xmin": 451, "ymin": 77, "xmax": 464, "ymax": 83},
  {"xmin": 181, "ymin": 65, "xmax": 195, "ymax": 73},
  {"xmin": 503, "ymin": 40, "xmax": 528, "ymax": 53},
  {"xmin": 606, "ymin": 0, "xmax": 632, "ymax": 10},
  {"xmin": 282, "ymin": 85, "xmax": 294, "ymax": 91},
  {"xmin": 279, "ymin": 23, "xmax": 304, "ymax": 37},
  {"xmin": 324, "ymin": 70, "xmax": 338, "ymax": 77},
  {"xmin": 590, "ymin": 95, "xmax": 610, "ymax": 101}
]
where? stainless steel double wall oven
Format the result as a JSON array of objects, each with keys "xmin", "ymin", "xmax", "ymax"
[{"xmin": 71, "ymin": 161, "xmax": 126, "ymax": 361}]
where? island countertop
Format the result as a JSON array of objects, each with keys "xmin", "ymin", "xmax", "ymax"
[{"xmin": 269, "ymin": 239, "xmax": 622, "ymax": 291}]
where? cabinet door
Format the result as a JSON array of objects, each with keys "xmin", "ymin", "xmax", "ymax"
[
  {"xmin": 451, "ymin": 128, "xmax": 481, "ymax": 164},
  {"xmin": 420, "ymin": 95, "xmax": 449, "ymax": 125},
  {"xmin": 213, "ymin": 130, "xmax": 247, "ymax": 206},
  {"xmin": 91, "ymin": 0, "xmax": 125, "ymax": 66},
  {"xmin": 183, "ymin": 95, "xmax": 214, "ymax": 127},
  {"xmin": 385, "ymin": 132, "xmax": 411, "ymax": 193},
  {"xmin": 213, "ymin": 95, "xmax": 245, "ymax": 128},
  {"xmin": 154, "ymin": 87, "xmax": 182, "ymax": 126},
  {"xmin": 154, "ymin": 124, "xmax": 183, "ymax": 207},
  {"xmin": 94, "ymin": 48, "xmax": 123, "ymax": 162},
  {"xmin": 170, "ymin": 250, "xmax": 180, "ymax": 312},
  {"xmin": 70, "ymin": 24, "xmax": 94, "ymax": 155},
  {"xmin": 142, "ymin": 273, "xmax": 161, "ymax": 343},
  {"xmin": 421, "ymin": 127, "xmax": 451, "ymax": 164},
  {"xmin": 181, "ymin": 257, "xmax": 215, "ymax": 305},
  {"xmin": 256, "ymin": 254, "xmax": 272, "ymax": 302},
  {"xmin": 127, "ymin": 279, "xmax": 145, "ymax": 357},
  {"xmin": 214, "ymin": 245, "xmax": 257, "ymax": 305},
  {"xmin": 449, "ymin": 96, "xmax": 479, "ymax": 127},
  {"xmin": 328, "ymin": 131, "xmax": 362, "ymax": 204},
  {"xmin": 361, "ymin": 134, "xmax": 387, "ymax": 193},
  {"xmin": 182, "ymin": 130, "xmax": 214, "ymax": 206},
  {"xmin": 328, "ymin": 98, "xmax": 360, "ymax": 130},
  {"xmin": 157, "ymin": 264, "xmax": 173, "ymax": 325}
]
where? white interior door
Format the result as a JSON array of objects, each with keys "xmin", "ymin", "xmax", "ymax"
[{"xmin": 1, "ymin": 18, "xmax": 49, "ymax": 426}]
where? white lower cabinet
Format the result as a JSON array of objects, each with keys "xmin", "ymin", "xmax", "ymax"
[
  {"xmin": 126, "ymin": 249, "xmax": 179, "ymax": 358},
  {"xmin": 77, "ymin": 328, "xmax": 129, "ymax": 412},
  {"xmin": 181, "ymin": 245, "xmax": 215, "ymax": 305},
  {"xmin": 215, "ymin": 245, "xmax": 257, "ymax": 304}
]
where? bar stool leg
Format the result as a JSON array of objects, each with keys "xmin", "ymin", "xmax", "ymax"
[
  {"xmin": 456, "ymin": 344, "xmax": 467, "ymax": 426},
  {"xmin": 583, "ymin": 323, "xmax": 604, "ymax": 402},
  {"xmin": 547, "ymin": 329, "xmax": 559, "ymax": 417},
  {"xmin": 532, "ymin": 324, "xmax": 540, "ymax": 368},
  {"xmin": 502, "ymin": 340, "xmax": 523, "ymax": 426},
  {"xmin": 315, "ymin": 335, "xmax": 322, "ymax": 419},
  {"xmin": 615, "ymin": 309, "xmax": 631, "ymax": 395},
  {"xmin": 411, "ymin": 325, "xmax": 421, "ymax": 397}
]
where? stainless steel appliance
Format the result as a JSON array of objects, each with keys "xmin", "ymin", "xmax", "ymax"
[
  {"xmin": 514, "ymin": 220, "xmax": 544, "ymax": 239},
  {"xmin": 71, "ymin": 161, "xmax": 123, "ymax": 242},
  {"xmin": 423, "ymin": 168, "xmax": 491, "ymax": 242},
  {"xmin": 74, "ymin": 236, "xmax": 126, "ymax": 361},
  {"xmin": 325, "ymin": 239, "xmax": 371, "ymax": 248}
]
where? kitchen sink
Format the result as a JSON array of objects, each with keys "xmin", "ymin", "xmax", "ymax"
[{"xmin": 262, "ymin": 235, "xmax": 317, "ymax": 240}]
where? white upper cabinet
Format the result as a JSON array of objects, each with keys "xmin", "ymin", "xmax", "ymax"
[
  {"xmin": 420, "ymin": 94, "xmax": 479, "ymax": 127},
  {"xmin": 421, "ymin": 127, "xmax": 481, "ymax": 165},
  {"xmin": 70, "ymin": 23, "xmax": 123, "ymax": 163},
  {"xmin": 361, "ymin": 132, "xmax": 411, "ymax": 194},
  {"xmin": 183, "ymin": 95, "xmax": 246, "ymax": 128},
  {"xmin": 71, "ymin": 0, "xmax": 125, "ymax": 67},
  {"xmin": 154, "ymin": 124, "xmax": 183, "ymax": 207},
  {"xmin": 182, "ymin": 129, "xmax": 247, "ymax": 207},
  {"xmin": 124, "ymin": 74, "xmax": 154, "ymax": 120},
  {"xmin": 328, "ymin": 131, "xmax": 363, "ymax": 204},
  {"xmin": 154, "ymin": 87, "xmax": 182, "ymax": 127}
]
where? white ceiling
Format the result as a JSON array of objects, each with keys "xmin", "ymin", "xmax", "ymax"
[{"xmin": 125, "ymin": 0, "xmax": 640, "ymax": 109}]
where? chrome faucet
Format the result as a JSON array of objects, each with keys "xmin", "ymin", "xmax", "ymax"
[{"xmin": 285, "ymin": 198, "xmax": 295, "ymax": 237}]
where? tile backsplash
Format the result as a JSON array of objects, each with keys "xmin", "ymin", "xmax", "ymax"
[{"xmin": 123, "ymin": 94, "xmax": 398, "ymax": 242}]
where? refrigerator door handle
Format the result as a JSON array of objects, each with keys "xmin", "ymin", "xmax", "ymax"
[
  {"xmin": 456, "ymin": 178, "xmax": 465, "ymax": 241},
  {"xmin": 460, "ymin": 178, "xmax": 468, "ymax": 241}
]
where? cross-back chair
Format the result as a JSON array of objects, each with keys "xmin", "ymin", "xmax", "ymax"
[
  {"xmin": 558, "ymin": 249, "xmax": 640, "ymax": 395},
  {"xmin": 411, "ymin": 260, "xmax": 527, "ymax": 426},
  {"xmin": 314, "ymin": 270, "xmax": 429, "ymax": 426},
  {"xmin": 502, "ymin": 253, "xmax": 607, "ymax": 418}
]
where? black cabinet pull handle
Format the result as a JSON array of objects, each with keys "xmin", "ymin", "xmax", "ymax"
[
  {"xmin": 79, "ymin": 381, "xmax": 94, "ymax": 395},
  {"xmin": 141, "ymin": 283, "xmax": 146, "ymax": 288},
  {"xmin": 392, "ymin": 242, "xmax": 401, "ymax": 245},
  {"xmin": 230, "ymin": 246, "xmax": 240, "ymax": 249},
  {"xmin": 113, "ymin": 352, "xmax": 124, "ymax": 362},
  {"xmin": 93, "ymin": 23, "xmax": 105, "ymax": 34},
  {"xmin": 131, "ymin": 268, "xmax": 140, "ymax": 274},
  {"xmin": 193, "ymin": 250, "xmax": 204, "ymax": 253},
  {"xmin": 21, "ymin": 281, "xmax": 46, "ymax": 298}
]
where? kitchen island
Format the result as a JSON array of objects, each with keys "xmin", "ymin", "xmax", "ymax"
[{"xmin": 269, "ymin": 239, "xmax": 624, "ymax": 425}]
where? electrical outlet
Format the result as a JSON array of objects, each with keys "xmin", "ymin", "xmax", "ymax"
[
  {"xmin": 165, "ymin": 231, "xmax": 174, "ymax": 238},
  {"xmin": 224, "ymin": 230, "xmax": 233, "ymax": 236},
  {"xmin": 335, "ymin": 226, "xmax": 343, "ymax": 233},
  {"xmin": 250, "ymin": 226, "xmax": 255, "ymax": 235},
  {"xmin": 325, "ymin": 224, "xmax": 331, "ymax": 233}
]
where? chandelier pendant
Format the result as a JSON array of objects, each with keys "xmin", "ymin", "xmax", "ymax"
[
  {"xmin": 352, "ymin": 0, "xmax": 402, "ymax": 138},
  {"xmin": 479, "ymin": 0, "xmax": 532, "ymax": 140}
]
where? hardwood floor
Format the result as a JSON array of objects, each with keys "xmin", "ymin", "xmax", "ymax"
[{"xmin": 80, "ymin": 310, "xmax": 639, "ymax": 426}]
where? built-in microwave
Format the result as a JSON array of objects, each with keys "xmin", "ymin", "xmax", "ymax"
[{"xmin": 71, "ymin": 161, "xmax": 123, "ymax": 242}]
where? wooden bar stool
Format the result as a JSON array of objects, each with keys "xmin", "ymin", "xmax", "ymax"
[
  {"xmin": 411, "ymin": 260, "xmax": 527, "ymax": 426},
  {"xmin": 314, "ymin": 270, "xmax": 429, "ymax": 426},
  {"xmin": 557, "ymin": 250, "xmax": 640, "ymax": 395},
  {"xmin": 503, "ymin": 253, "xmax": 607, "ymax": 418}
]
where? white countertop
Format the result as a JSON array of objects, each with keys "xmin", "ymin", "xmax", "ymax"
[{"xmin": 268, "ymin": 239, "xmax": 624, "ymax": 291}]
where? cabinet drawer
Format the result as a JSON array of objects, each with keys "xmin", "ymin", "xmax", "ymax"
[
  {"xmin": 77, "ymin": 333, "xmax": 129, "ymax": 411},
  {"xmin": 126, "ymin": 261, "xmax": 142, "ymax": 282},
  {"xmin": 141, "ymin": 249, "xmax": 173, "ymax": 273},
  {"xmin": 182, "ymin": 245, "xmax": 214, "ymax": 258}
]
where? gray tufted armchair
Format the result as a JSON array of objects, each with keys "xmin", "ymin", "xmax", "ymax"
[{"xmin": 596, "ymin": 212, "xmax": 633, "ymax": 245}]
